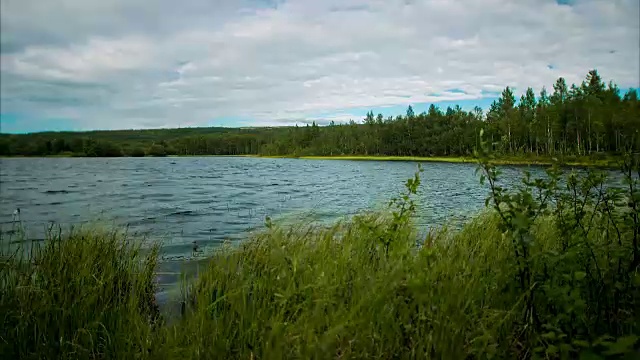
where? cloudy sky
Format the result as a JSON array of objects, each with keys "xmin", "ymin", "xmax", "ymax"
[{"xmin": 1, "ymin": 0, "xmax": 638, "ymax": 133}]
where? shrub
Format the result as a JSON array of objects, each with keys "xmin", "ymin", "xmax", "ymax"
[
  {"xmin": 128, "ymin": 147, "xmax": 146, "ymax": 157},
  {"xmin": 146, "ymin": 144, "xmax": 167, "ymax": 157},
  {"xmin": 475, "ymin": 131, "xmax": 640, "ymax": 358}
]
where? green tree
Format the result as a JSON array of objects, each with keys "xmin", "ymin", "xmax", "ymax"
[
  {"xmin": 406, "ymin": 105, "xmax": 415, "ymax": 118},
  {"xmin": 128, "ymin": 147, "xmax": 146, "ymax": 157},
  {"xmin": 519, "ymin": 87, "xmax": 537, "ymax": 153},
  {"xmin": 496, "ymin": 87, "xmax": 517, "ymax": 153},
  {"xmin": 551, "ymin": 77, "xmax": 569, "ymax": 154},
  {"xmin": 146, "ymin": 144, "xmax": 167, "ymax": 157}
]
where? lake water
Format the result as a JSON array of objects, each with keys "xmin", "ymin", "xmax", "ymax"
[
  {"xmin": 0, "ymin": 157, "xmax": 537, "ymax": 251},
  {"xmin": 1, "ymin": 156, "xmax": 540, "ymax": 300}
]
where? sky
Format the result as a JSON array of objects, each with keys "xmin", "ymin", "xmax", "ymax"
[{"xmin": 1, "ymin": 0, "xmax": 639, "ymax": 133}]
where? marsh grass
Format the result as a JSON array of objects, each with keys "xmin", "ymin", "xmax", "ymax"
[
  {"xmin": 0, "ymin": 227, "xmax": 160, "ymax": 359},
  {"xmin": 1, "ymin": 212, "xmax": 638, "ymax": 359},
  {"xmin": 167, "ymin": 217, "xmax": 594, "ymax": 356},
  {"xmin": 291, "ymin": 155, "xmax": 618, "ymax": 168},
  {"xmin": 162, "ymin": 212, "xmax": 514, "ymax": 359}
]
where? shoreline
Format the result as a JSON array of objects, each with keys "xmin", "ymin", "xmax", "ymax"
[
  {"xmin": 259, "ymin": 155, "xmax": 618, "ymax": 168},
  {"xmin": 1, "ymin": 154, "xmax": 620, "ymax": 168}
]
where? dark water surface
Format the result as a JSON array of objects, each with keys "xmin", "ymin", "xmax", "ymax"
[
  {"xmin": 1, "ymin": 156, "xmax": 540, "ymax": 302},
  {"xmin": 0, "ymin": 157, "xmax": 536, "ymax": 252}
]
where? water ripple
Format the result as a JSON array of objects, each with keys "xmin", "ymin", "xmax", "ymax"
[{"xmin": 0, "ymin": 157, "xmax": 553, "ymax": 260}]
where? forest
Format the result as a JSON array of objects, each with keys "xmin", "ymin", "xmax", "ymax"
[{"xmin": 1, "ymin": 70, "xmax": 638, "ymax": 159}]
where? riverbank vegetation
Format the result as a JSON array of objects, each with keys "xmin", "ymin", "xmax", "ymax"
[
  {"xmin": 295, "ymin": 154, "xmax": 620, "ymax": 168},
  {"xmin": 1, "ymin": 70, "xmax": 638, "ymax": 164},
  {"xmin": 2, "ymin": 146, "xmax": 639, "ymax": 359}
]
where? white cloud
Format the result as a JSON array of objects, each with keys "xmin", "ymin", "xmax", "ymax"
[
  {"xmin": 3, "ymin": 36, "xmax": 155, "ymax": 83},
  {"xmin": 1, "ymin": 0, "xmax": 638, "ymax": 131}
]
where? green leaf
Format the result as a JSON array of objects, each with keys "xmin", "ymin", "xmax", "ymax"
[
  {"xmin": 559, "ymin": 343, "xmax": 573, "ymax": 353},
  {"xmin": 546, "ymin": 344, "xmax": 558, "ymax": 355},
  {"xmin": 579, "ymin": 350, "xmax": 604, "ymax": 360},
  {"xmin": 513, "ymin": 213, "xmax": 531, "ymax": 230},
  {"xmin": 574, "ymin": 271, "xmax": 586, "ymax": 281},
  {"xmin": 603, "ymin": 335, "xmax": 638, "ymax": 355},
  {"xmin": 572, "ymin": 340, "xmax": 590, "ymax": 348}
]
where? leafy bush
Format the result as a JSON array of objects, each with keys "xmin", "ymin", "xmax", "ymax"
[
  {"xmin": 146, "ymin": 144, "xmax": 167, "ymax": 157},
  {"xmin": 128, "ymin": 147, "xmax": 146, "ymax": 157},
  {"xmin": 91, "ymin": 140, "xmax": 124, "ymax": 157},
  {"xmin": 475, "ymin": 131, "xmax": 640, "ymax": 358}
]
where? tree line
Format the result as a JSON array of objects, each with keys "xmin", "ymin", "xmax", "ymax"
[{"xmin": 1, "ymin": 70, "xmax": 638, "ymax": 158}]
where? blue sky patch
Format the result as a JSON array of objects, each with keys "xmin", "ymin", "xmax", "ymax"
[{"xmin": 1, "ymin": 113, "xmax": 80, "ymax": 133}]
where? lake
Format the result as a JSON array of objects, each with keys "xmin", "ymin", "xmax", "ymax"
[
  {"xmin": 1, "ymin": 156, "xmax": 541, "ymax": 299},
  {"xmin": 0, "ymin": 157, "xmax": 537, "ymax": 252}
]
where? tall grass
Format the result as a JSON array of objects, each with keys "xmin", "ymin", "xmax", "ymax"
[
  {"xmin": 0, "ymin": 227, "xmax": 160, "ymax": 359},
  {"xmin": 160, "ymin": 208, "xmax": 638, "ymax": 359},
  {"xmin": 1, "ymin": 161, "xmax": 639, "ymax": 358},
  {"xmin": 160, "ymin": 212, "xmax": 514, "ymax": 359}
]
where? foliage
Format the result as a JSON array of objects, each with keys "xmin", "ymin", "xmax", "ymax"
[
  {"xmin": 167, "ymin": 205, "xmax": 510, "ymax": 358},
  {"xmin": 146, "ymin": 144, "xmax": 167, "ymax": 157},
  {"xmin": 475, "ymin": 131, "xmax": 640, "ymax": 358},
  {"xmin": 128, "ymin": 147, "xmax": 146, "ymax": 157}
]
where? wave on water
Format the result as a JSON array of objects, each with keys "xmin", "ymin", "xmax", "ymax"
[
  {"xmin": 168, "ymin": 210, "xmax": 200, "ymax": 217},
  {"xmin": 43, "ymin": 190, "xmax": 73, "ymax": 194},
  {"xmin": 188, "ymin": 174, "xmax": 222, "ymax": 179},
  {"xmin": 187, "ymin": 198, "xmax": 218, "ymax": 205},
  {"xmin": 141, "ymin": 193, "xmax": 175, "ymax": 200},
  {"xmin": 234, "ymin": 182, "xmax": 263, "ymax": 190},
  {"xmin": 231, "ymin": 190, "xmax": 257, "ymax": 197},
  {"xmin": 126, "ymin": 216, "xmax": 158, "ymax": 226}
]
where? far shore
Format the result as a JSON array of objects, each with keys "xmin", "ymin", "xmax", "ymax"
[
  {"xmin": 255, "ymin": 154, "xmax": 619, "ymax": 168},
  {"xmin": 1, "ymin": 154, "xmax": 620, "ymax": 168}
]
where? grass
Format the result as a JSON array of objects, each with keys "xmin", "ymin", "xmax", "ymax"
[
  {"xmin": 2, "ymin": 153, "xmax": 619, "ymax": 168},
  {"xmin": 163, "ymin": 212, "xmax": 515, "ymax": 359},
  {"xmin": 2, "ymin": 209, "xmax": 638, "ymax": 359},
  {"xmin": 291, "ymin": 155, "xmax": 620, "ymax": 168},
  {"xmin": 299, "ymin": 155, "xmax": 473, "ymax": 163},
  {"xmin": 0, "ymin": 227, "xmax": 160, "ymax": 359}
]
